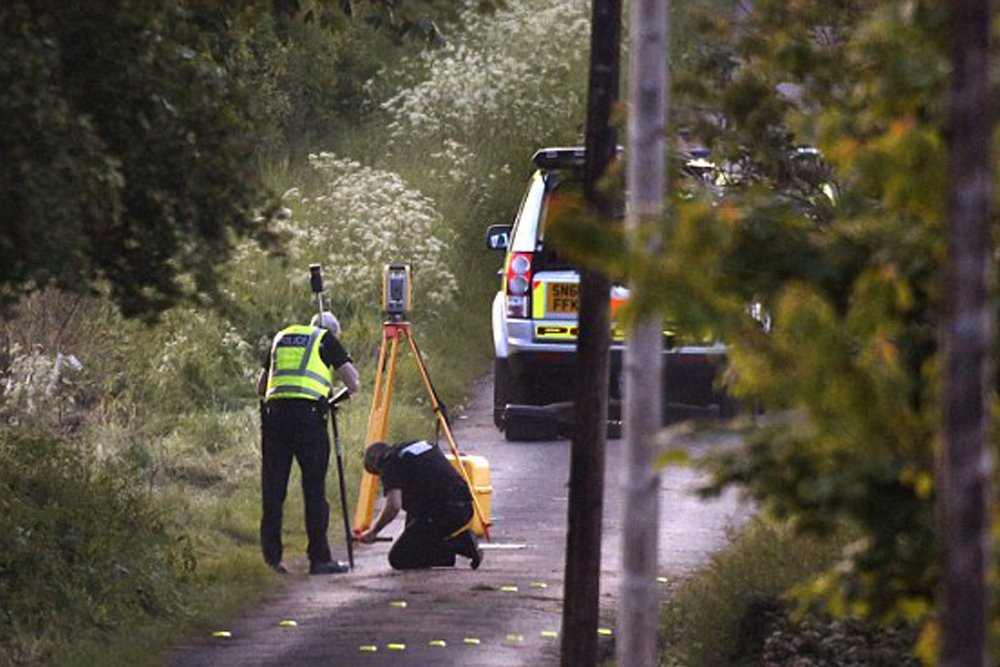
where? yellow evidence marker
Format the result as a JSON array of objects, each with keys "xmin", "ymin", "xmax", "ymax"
[
  {"xmin": 428, "ymin": 639, "xmax": 447, "ymax": 647},
  {"xmin": 211, "ymin": 631, "xmax": 232, "ymax": 639},
  {"xmin": 386, "ymin": 643, "xmax": 406, "ymax": 651},
  {"xmin": 358, "ymin": 645, "xmax": 378, "ymax": 652},
  {"xmin": 540, "ymin": 630, "xmax": 559, "ymax": 639},
  {"xmin": 463, "ymin": 637, "xmax": 481, "ymax": 645},
  {"xmin": 278, "ymin": 620, "xmax": 298, "ymax": 627},
  {"xmin": 598, "ymin": 628, "xmax": 613, "ymax": 636},
  {"xmin": 506, "ymin": 634, "xmax": 524, "ymax": 643},
  {"xmin": 389, "ymin": 600, "xmax": 408, "ymax": 608}
]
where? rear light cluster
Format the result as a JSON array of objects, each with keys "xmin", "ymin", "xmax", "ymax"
[
  {"xmin": 610, "ymin": 285, "xmax": 630, "ymax": 318},
  {"xmin": 506, "ymin": 252, "xmax": 533, "ymax": 318}
]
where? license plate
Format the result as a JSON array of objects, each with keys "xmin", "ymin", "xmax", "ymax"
[{"xmin": 547, "ymin": 283, "xmax": 578, "ymax": 313}]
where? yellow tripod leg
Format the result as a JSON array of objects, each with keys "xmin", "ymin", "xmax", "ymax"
[
  {"xmin": 404, "ymin": 328, "xmax": 492, "ymax": 541},
  {"xmin": 352, "ymin": 326, "xmax": 401, "ymax": 532}
]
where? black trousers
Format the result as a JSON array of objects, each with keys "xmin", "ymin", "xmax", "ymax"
[
  {"xmin": 389, "ymin": 501, "xmax": 473, "ymax": 570},
  {"xmin": 260, "ymin": 399, "xmax": 332, "ymax": 566}
]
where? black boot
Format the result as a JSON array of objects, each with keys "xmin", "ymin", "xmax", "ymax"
[
  {"xmin": 446, "ymin": 530, "xmax": 483, "ymax": 570},
  {"xmin": 309, "ymin": 560, "xmax": 349, "ymax": 575}
]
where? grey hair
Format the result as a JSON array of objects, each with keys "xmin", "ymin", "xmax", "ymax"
[{"xmin": 311, "ymin": 311, "xmax": 340, "ymax": 336}]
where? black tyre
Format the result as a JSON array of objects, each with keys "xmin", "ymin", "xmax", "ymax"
[
  {"xmin": 504, "ymin": 410, "xmax": 559, "ymax": 441},
  {"xmin": 504, "ymin": 416, "xmax": 540, "ymax": 441}
]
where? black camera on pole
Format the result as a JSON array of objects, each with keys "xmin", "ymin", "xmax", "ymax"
[{"xmin": 306, "ymin": 262, "xmax": 354, "ymax": 570}]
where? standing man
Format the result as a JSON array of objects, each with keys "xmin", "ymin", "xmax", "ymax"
[
  {"xmin": 257, "ymin": 311, "xmax": 360, "ymax": 575},
  {"xmin": 358, "ymin": 440, "xmax": 483, "ymax": 570}
]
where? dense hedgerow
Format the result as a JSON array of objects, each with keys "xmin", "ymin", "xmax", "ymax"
[
  {"xmin": 0, "ymin": 431, "xmax": 189, "ymax": 666},
  {"xmin": 756, "ymin": 612, "xmax": 920, "ymax": 667}
]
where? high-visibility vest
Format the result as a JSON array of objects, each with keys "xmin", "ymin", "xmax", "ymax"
[{"xmin": 264, "ymin": 325, "xmax": 332, "ymax": 401}]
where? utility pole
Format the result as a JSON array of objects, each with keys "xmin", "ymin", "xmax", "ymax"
[
  {"xmin": 560, "ymin": 1, "xmax": 621, "ymax": 666},
  {"xmin": 940, "ymin": 0, "xmax": 994, "ymax": 665},
  {"xmin": 618, "ymin": 0, "xmax": 666, "ymax": 664}
]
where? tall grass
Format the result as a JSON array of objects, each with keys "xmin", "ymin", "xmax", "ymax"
[
  {"xmin": 656, "ymin": 514, "xmax": 922, "ymax": 666},
  {"xmin": 0, "ymin": 432, "xmax": 190, "ymax": 667},
  {"xmin": 657, "ymin": 518, "xmax": 843, "ymax": 667}
]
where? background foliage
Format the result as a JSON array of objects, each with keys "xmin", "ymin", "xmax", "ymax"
[
  {"xmin": 0, "ymin": 1, "xmax": 282, "ymax": 318},
  {"xmin": 632, "ymin": 0, "xmax": 998, "ymax": 656}
]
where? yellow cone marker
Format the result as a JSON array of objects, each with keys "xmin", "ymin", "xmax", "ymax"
[
  {"xmin": 429, "ymin": 639, "xmax": 447, "ymax": 647},
  {"xmin": 498, "ymin": 585, "xmax": 518, "ymax": 593},
  {"xmin": 463, "ymin": 637, "xmax": 481, "ymax": 645},
  {"xmin": 278, "ymin": 620, "xmax": 298, "ymax": 627},
  {"xmin": 358, "ymin": 645, "xmax": 378, "ymax": 652},
  {"xmin": 540, "ymin": 630, "xmax": 559, "ymax": 639},
  {"xmin": 211, "ymin": 631, "xmax": 232, "ymax": 639},
  {"xmin": 506, "ymin": 633, "xmax": 524, "ymax": 643},
  {"xmin": 387, "ymin": 643, "xmax": 406, "ymax": 651},
  {"xmin": 529, "ymin": 581, "xmax": 548, "ymax": 589},
  {"xmin": 598, "ymin": 628, "xmax": 613, "ymax": 636},
  {"xmin": 390, "ymin": 600, "xmax": 408, "ymax": 608}
]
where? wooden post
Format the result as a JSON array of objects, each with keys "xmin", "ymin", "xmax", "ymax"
[
  {"xmin": 560, "ymin": 2, "xmax": 621, "ymax": 667},
  {"xmin": 940, "ymin": 0, "xmax": 994, "ymax": 665},
  {"xmin": 618, "ymin": 0, "xmax": 667, "ymax": 665}
]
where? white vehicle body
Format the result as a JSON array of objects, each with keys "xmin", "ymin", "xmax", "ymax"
[{"xmin": 487, "ymin": 147, "xmax": 729, "ymax": 439}]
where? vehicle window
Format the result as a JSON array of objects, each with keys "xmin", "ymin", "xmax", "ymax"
[
  {"xmin": 535, "ymin": 177, "xmax": 578, "ymax": 270},
  {"xmin": 535, "ymin": 171, "xmax": 621, "ymax": 271}
]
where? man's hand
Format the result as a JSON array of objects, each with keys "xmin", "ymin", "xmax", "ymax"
[
  {"xmin": 337, "ymin": 362, "xmax": 360, "ymax": 394},
  {"xmin": 358, "ymin": 489, "xmax": 400, "ymax": 545}
]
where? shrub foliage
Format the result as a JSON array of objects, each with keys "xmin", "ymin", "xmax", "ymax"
[
  {"xmin": 627, "ymin": 0, "xmax": 998, "ymax": 654},
  {"xmin": 0, "ymin": 431, "xmax": 189, "ymax": 664}
]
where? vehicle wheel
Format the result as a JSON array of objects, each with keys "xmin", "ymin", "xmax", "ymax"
[
  {"xmin": 493, "ymin": 358, "xmax": 510, "ymax": 428},
  {"xmin": 503, "ymin": 415, "xmax": 535, "ymax": 441},
  {"xmin": 504, "ymin": 412, "xmax": 558, "ymax": 442}
]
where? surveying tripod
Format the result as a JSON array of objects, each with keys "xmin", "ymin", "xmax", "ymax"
[{"xmin": 352, "ymin": 320, "xmax": 492, "ymax": 541}]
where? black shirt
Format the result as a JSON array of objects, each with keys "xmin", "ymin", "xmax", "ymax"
[
  {"xmin": 380, "ymin": 440, "xmax": 472, "ymax": 518},
  {"xmin": 261, "ymin": 327, "xmax": 352, "ymax": 370}
]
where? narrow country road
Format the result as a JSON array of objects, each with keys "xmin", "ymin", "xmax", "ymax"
[{"xmin": 166, "ymin": 373, "xmax": 750, "ymax": 667}]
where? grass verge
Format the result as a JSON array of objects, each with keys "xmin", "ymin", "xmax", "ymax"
[
  {"xmin": 655, "ymin": 515, "xmax": 922, "ymax": 666},
  {"xmin": 657, "ymin": 517, "xmax": 841, "ymax": 667},
  {"xmin": 48, "ymin": 546, "xmax": 276, "ymax": 667}
]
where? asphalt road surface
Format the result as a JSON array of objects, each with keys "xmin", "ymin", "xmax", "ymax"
[{"xmin": 166, "ymin": 374, "xmax": 750, "ymax": 667}]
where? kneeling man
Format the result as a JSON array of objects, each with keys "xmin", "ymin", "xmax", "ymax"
[{"xmin": 358, "ymin": 440, "xmax": 482, "ymax": 570}]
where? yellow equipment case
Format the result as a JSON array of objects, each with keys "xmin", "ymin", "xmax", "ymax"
[{"xmin": 445, "ymin": 453, "xmax": 492, "ymax": 537}]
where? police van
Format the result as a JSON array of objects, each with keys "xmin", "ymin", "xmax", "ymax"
[{"xmin": 485, "ymin": 147, "xmax": 730, "ymax": 440}]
